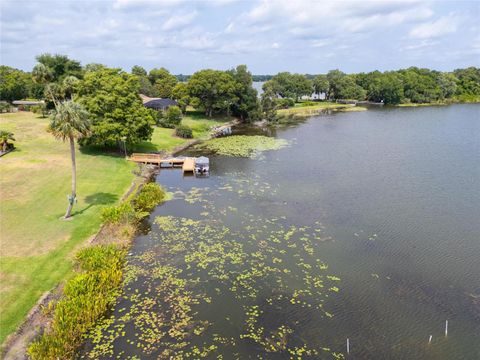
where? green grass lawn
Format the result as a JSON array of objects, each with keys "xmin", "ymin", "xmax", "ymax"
[
  {"xmin": 133, "ymin": 109, "xmax": 231, "ymax": 153},
  {"xmin": 0, "ymin": 109, "xmax": 232, "ymax": 346},
  {"xmin": 0, "ymin": 112, "xmax": 136, "ymax": 345},
  {"xmin": 277, "ymin": 101, "xmax": 346, "ymax": 116}
]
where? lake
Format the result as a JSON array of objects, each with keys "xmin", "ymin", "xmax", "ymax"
[{"xmin": 82, "ymin": 104, "xmax": 480, "ymax": 359}]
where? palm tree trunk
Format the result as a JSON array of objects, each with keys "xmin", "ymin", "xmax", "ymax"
[{"xmin": 64, "ymin": 135, "xmax": 76, "ymax": 218}]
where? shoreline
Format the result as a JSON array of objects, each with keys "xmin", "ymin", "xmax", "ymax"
[
  {"xmin": 1, "ymin": 118, "xmax": 241, "ymax": 359},
  {"xmin": 1, "ymin": 165, "xmax": 155, "ymax": 360}
]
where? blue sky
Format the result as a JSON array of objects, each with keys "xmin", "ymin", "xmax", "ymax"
[{"xmin": 1, "ymin": 0, "xmax": 479, "ymax": 74}]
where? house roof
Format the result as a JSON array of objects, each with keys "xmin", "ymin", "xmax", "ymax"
[
  {"xmin": 12, "ymin": 100, "xmax": 44, "ymax": 105},
  {"xmin": 143, "ymin": 98, "xmax": 178, "ymax": 110}
]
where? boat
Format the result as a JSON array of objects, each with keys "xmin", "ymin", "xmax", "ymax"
[{"xmin": 194, "ymin": 156, "xmax": 210, "ymax": 175}]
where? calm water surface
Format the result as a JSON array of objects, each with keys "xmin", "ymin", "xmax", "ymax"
[{"xmin": 84, "ymin": 104, "xmax": 480, "ymax": 359}]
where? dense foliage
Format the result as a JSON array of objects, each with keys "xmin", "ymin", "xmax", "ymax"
[
  {"xmin": 263, "ymin": 72, "xmax": 313, "ymax": 101},
  {"xmin": 187, "ymin": 69, "xmax": 238, "ymax": 117},
  {"xmin": 263, "ymin": 67, "xmax": 480, "ymax": 105},
  {"xmin": 175, "ymin": 124, "xmax": 193, "ymax": 138},
  {"xmin": 27, "ymin": 244, "xmax": 126, "ymax": 360},
  {"xmin": 228, "ymin": 65, "xmax": 260, "ymax": 122},
  {"xmin": 76, "ymin": 68, "xmax": 155, "ymax": 147},
  {"xmin": 0, "ymin": 66, "xmax": 31, "ymax": 101},
  {"xmin": 133, "ymin": 183, "xmax": 166, "ymax": 215},
  {"xmin": 102, "ymin": 183, "xmax": 166, "ymax": 224}
]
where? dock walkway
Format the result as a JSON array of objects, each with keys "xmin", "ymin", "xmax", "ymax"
[{"xmin": 129, "ymin": 153, "xmax": 195, "ymax": 173}]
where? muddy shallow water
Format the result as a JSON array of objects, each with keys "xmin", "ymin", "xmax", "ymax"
[{"xmin": 82, "ymin": 104, "xmax": 480, "ymax": 359}]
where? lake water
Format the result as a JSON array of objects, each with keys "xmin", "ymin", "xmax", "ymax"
[{"xmin": 82, "ymin": 104, "xmax": 480, "ymax": 359}]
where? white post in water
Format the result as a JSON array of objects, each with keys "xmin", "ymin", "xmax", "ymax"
[
  {"xmin": 346, "ymin": 338, "xmax": 350, "ymax": 354},
  {"xmin": 445, "ymin": 320, "xmax": 448, "ymax": 337},
  {"xmin": 428, "ymin": 335, "xmax": 433, "ymax": 344}
]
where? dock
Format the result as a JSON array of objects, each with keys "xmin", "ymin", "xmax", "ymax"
[{"xmin": 129, "ymin": 153, "xmax": 196, "ymax": 174}]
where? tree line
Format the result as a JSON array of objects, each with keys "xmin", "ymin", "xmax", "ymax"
[
  {"xmin": 261, "ymin": 67, "xmax": 480, "ymax": 105},
  {"xmin": 1, "ymin": 55, "xmax": 479, "ymax": 142},
  {"xmin": 0, "ymin": 54, "xmax": 262, "ymax": 147}
]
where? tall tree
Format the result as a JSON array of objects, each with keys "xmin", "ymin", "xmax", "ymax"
[
  {"xmin": 228, "ymin": 65, "xmax": 260, "ymax": 122},
  {"xmin": 261, "ymin": 88, "xmax": 278, "ymax": 122},
  {"xmin": 366, "ymin": 72, "xmax": 404, "ymax": 104},
  {"xmin": 187, "ymin": 69, "xmax": 237, "ymax": 117},
  {"xmin": 313, "ymin": 75, "xmax": 329, "ymax": 99},
  {"xmin": 77, "ymin": 67, "xmax": 155, "ymax": 147},
  {"xmin": 171, "ymin": 82, "xmax": 190, "ymax": 113},
  {"xmin": 263, "ymin": 72, "xmax": 312, "ymax": 101},
  {"xmin": 32, "ymin": 63, "xmax": 53, "ymax": 85},
  {"xmin": 62, "ymin": 76, "xmax": 80, "ymax": 100},
  {"xmin": 131, "ymin": 65, "xmax": 147, "ymax": 77},
  {"xmin": 326, "ymin": 69, "xmax": 346, "ymax": 100},
  {"xmin": 48, "ymin": 101, "xmax": 90, "ymax": 218},
  {"xmin": 335, "ymin": 75, "xmax": 366, "ymax": 100},
  {"xmin": 149, "ymin": 68, "xmax": 178, "ymax": 98},
  {"xmin": 36, "ymin": 53, "xmax": 82, "ymax": 81},
  {"xmin": 0, "ymin": 66, "xmax": 31, "ymax": 101}
]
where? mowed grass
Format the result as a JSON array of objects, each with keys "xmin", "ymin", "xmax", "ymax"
[
  {"xmin": 277, "ymin": 101, "xmax": 346, "ymax": 116},
  {"xmin": 133, "ymin": 109, "xmax": 231, "ymax": 153},
  {"xmin": 0, "ymin": 112, "xmax": 136, "ymax": 345}
]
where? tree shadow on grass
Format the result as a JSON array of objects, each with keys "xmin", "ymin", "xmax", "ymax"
[
  {"xmin": 79, "ymin": 145, "xmax": 126, "ymax": 158},
  {"xmin": 72, "ymin": 192, "xmax": 118, "ymax": 216}
]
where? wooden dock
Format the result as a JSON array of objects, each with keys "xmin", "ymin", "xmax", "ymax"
[{"xmin": 129, "ymin": 153, "xmax": 195, "ymax": 173}]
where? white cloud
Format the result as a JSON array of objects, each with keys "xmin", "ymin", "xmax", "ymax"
[
  {"xmin": 225, "ymin": 22, "xmax": 235, "ymax": 33},
  {"xmin": 113, "ymin": 0, "xmax": 185, "ymax": 10},
  {"xmin": 162, "ymin": 11, "xmax": 197, "ymax": 31},
  {"xmin": 409, "ymin": 14, "xmax": 460, "ymax": 39}
]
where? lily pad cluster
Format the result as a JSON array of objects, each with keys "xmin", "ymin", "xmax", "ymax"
[
  {"xmin": 81, "ymin": 181, "xmax": 343, "ymax": 359},
  {"xmin": 197, "ymin": 135, "xmax": 289, "ymax": 158}
]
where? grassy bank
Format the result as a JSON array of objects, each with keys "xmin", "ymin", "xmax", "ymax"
[
  {"xmin": 134, "ymin": 109, "xmax": 232, "ymax": 153},
  {"xmin": 0, "ymin": 112, "xmax": 136, "ymax": 345},
  {"xmin": 0, "ymin": 109, "xmax": 232, "ymax": 347},
  {"xmin": 276, "ymin": 102, "xmax": 366, "ymax": 121},
  {"xmin": 27, "ymin": 183, "xmax": 166, "ymax": 359}
]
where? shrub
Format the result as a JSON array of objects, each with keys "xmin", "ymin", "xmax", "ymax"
[
  {"xmin": 100, "ymin": 202, "xmax": 135, "ymax": 224},
  {"xmin": 276, "ymin": 98, "xmax": 295, "ymax": 109},
  {"xmin": 0, "ymin": 102, "xmax": 12, "ymax": 113},
  {"xmin": 175, "ymin": 124, "xmax": 193, "ymax": 138},
  {"xmin": 27, "ymin": 245, "xmax": 126, "ymax": 360},
  {"xmin": 299, "ymin": 101, "xmax": 316, "ymax": 107},
  {"xmin": 159, "ymin": 105, "xmax": 182, "ymax": 128},
  {"xmin": 133, "ymin": 183, "xmax": 165, "ymax": 216}
]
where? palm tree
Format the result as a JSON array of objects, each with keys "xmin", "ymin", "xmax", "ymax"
[
  {"xmin": 32, "ymin": 63, "xmax": 53, "ymax": 84},
  {"xmin": 0, "ymin": 130, "xmax": 15, "ymax": 152},
  {"xmin": 49, "ymin": 101, "xmax": 90, "ymax": 219}
]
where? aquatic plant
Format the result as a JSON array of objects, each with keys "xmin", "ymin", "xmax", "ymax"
[
  {"xmin": 83, "ymin": 202, "xmax": 342, "ymax": 358},
  {"xmin": 198, "ymin": 135, "xmax": 288, "ymax": 158},
  {"xmin": 27, "ymin": 245, "xmax": 126, "ymax": 359},
  {"xmin": 133, "ymin": 182, "xmax": 165, "ymax": 215}
]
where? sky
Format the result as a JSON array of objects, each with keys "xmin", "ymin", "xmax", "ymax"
[{"xmin": 1, "ymin": 0, "xmax": 479, "ymax": 74}]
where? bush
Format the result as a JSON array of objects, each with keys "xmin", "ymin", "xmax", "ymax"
[
  {"xmin": 0, "ymin": 102, "xmax": 12, "ymax": 113},
  {"xmin": 276, "ymin": 98, "xmax": 295, "ymax": 109},
  {"xmin": 158, "ymin": 105, "xmax": 182, "ymax": 128},
  {"xmin": 27, "ymin": 245, "xmax": 126, "ymax": 360},
  {"xmin": 175, "ymin": 124, "xmax": 193, "ymax": 138},
  {"xmin": 133, "ymin": 183, "xmax": 165, "ymax": 216},
  {"xmin": 100, "ymin": 202, "xmax": 135, "ymax": 224},
  {"xmin": 299, "ymin": 101, "xmax": 316, "ymax": 107}
]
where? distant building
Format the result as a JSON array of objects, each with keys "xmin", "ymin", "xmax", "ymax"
[{"xmin": 140, "ymin": 94, "xmax": 177, "ymax": 111}]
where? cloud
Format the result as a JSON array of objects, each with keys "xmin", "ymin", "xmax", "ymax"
[
  {"xmin": 0, "ymin": 0, "xmax": 477, "ymax": 73},
  {"xmin": 162, "ymin": 11, "xmax": 197, "ymax": 31},
  {"xmin": 409, "ymin": 14, "xmax": 460, "ymax": 39},
  {"xmin": 113, "ymin": 0, "xmax": 186, "ymax": 10}
]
